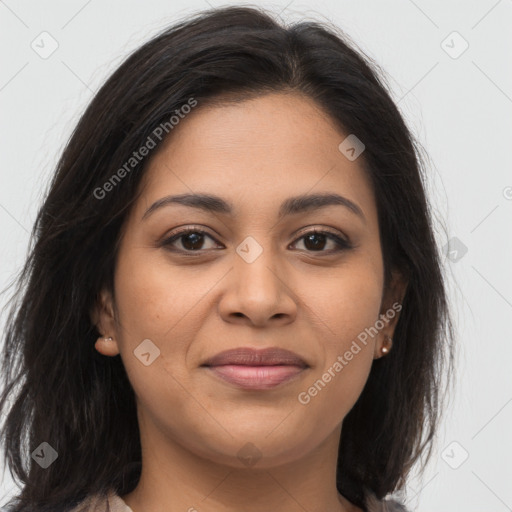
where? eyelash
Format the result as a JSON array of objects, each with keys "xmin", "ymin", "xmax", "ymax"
[{"xmin": 160, "ymin": 226, "xmax": 353, "ymax": 255}]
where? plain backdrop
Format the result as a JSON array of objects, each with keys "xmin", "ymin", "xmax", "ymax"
[{"xmin": 1, "ymin": 1, "xmax": 511, "ymax": 511}]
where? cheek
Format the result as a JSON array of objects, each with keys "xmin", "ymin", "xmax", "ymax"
[
  {"xmin": 111, "ymin": 251, "xmax": 198, "ymax": 417},
  {"xmin": 299, "ymin": 256, "xmax": 382, "ymax": 403},
  {"xmin": 112, "ymin": 247, "xmax": 225, "ymax": 391},
  {"xmin": 298, "ymin": 275, "xmax": 380, "ymax": 423},
  {"xmin": 308, "ymin": 258, "xmax": 383, "ymax": 346},
  {"xmin": 113, "ymin": 247, "xmax": 205, "ymax": 339}
]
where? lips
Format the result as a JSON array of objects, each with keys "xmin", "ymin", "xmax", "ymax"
[
  {"xmin": 202, "ymin": 347, "xmax": 308, "ymax": 368},
  {"xmin": 201, "ymin": 347, "xmax": 308, "ymax": 390}
]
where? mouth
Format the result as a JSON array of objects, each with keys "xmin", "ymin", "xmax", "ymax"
[{"xmin": 201, "ymin": 347, "xmax": 309, "ymax": 390}]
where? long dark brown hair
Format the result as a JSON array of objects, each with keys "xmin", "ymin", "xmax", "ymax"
[{"xmin": 0, "ymin": 6, "xmax": 455, "ymax": 511}]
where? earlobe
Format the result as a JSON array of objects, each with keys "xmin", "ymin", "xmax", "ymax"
[
  {"xmin": 95, "ymin": 335, "xmax": 121, "ymax": 356},
  {"xmin": 374, "ymin": 269, "xmax": 408, "ymax": 360},
  {"xmin": 374, "ymin": 334, "xmax": 393, "ymax": 359},
  {"xmin": 90, "ymin": 288, "xmax": 120, "ymax": 356}
]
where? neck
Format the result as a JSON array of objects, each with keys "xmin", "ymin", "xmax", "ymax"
[{"xmin": 121, "ymin": 420, "xmax": 362, "ymax": 512}]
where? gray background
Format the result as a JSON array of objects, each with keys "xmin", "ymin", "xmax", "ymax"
[{"xmin": 1, "ymin": 0, "xmax": 511, "ymax": 510}]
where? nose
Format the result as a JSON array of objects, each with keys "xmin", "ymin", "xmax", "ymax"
[{"xmin": 218, "ymin": 242, "xmax": 297, "ymax": 327}]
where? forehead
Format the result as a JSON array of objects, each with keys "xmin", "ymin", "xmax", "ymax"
[{"xmin": 135, "ymin": 92, "xmax": 376, "ymax": 222}]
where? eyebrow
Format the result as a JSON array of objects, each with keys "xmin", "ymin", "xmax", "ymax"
[{"xmin": 141, "ymin": 192, "xmax": 366, "ymax": 223}]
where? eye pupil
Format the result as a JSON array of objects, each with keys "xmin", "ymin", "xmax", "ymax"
[
  {"xmin": 304, "ymin": 233, "xmax": 327, "ymax": 251},
  {"xmin": 182, "ymin": 232, "xmax": 204, "ymax": 250}
]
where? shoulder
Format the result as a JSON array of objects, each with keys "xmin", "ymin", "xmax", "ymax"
[
  {"xmin": 68, "ymin": 489, "xmax": 133, "ymax": 512},
  {"xmin": 365, "ymin": 492, "xmax": 410, "ymax": 512},
  {"xmin": 67, "ymin": 493, "xmax": 107, "ymax": 512}
]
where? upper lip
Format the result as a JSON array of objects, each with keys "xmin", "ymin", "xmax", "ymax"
[{"xmin": 202, "ymin": 347, "xmax": 308, "ymax": 367}]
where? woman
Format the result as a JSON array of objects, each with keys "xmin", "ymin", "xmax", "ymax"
[{"xmin": 0, "ymin": 6, "xmax": 455, "ymax": 512}]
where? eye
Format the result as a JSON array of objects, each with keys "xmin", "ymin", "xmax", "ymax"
[
  {"xmin": 160, "ymin": 227, "xmax": 220, "ymax": 252},
  {"xmin": 290, "ymin": 228, "xmax": 352, "ymax": 253},
  {"xmin": 160, "ymin": 226, "xmax": 353, "ymax": 254}
]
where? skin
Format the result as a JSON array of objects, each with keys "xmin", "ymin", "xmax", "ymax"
[{"xmin": 92, "ymin": 92, "xmax": 407, "ymax": 512}]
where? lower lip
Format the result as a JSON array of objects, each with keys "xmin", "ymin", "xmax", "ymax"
[{"xmin": 205, "ymin": 364, "xmax": 306, "ymax": 390}]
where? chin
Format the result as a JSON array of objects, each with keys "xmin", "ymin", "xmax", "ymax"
[{"xmin": 183, "ymin": 422, "xmax": 320, "ymax": 469}]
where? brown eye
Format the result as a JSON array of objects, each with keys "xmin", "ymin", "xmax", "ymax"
[
  {"xmin": 291, "ymin": 229, "xmax": 352, "ymax": 253},
  {"xmin": 161, "ymin": 229, "xmax": 220, "ymax": 252},
  {"xmin": 161, "ymin": 227, "xmax": 352, "ymax": 255}
]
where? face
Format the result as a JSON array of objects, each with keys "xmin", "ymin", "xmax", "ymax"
[{"xmin": 93, "ymin": 92, "xmax": 406, "ymax": 469}]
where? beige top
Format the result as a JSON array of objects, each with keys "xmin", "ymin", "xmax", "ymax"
[
  {"xmin": 69, "ymin": 489, "xmax": 409, "ymax": 512},
  {"xmin": 68, "ymin": 490, "xmax": 133, "ymax": 512}
]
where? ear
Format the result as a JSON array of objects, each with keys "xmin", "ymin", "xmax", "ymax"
[
  {"xmin": 90, "ymin": 288, "xmax": 121, "ymax": 357},
  {"xmin": 373, "ymin": 268, "xmax": 408, "ymax": 359}
]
